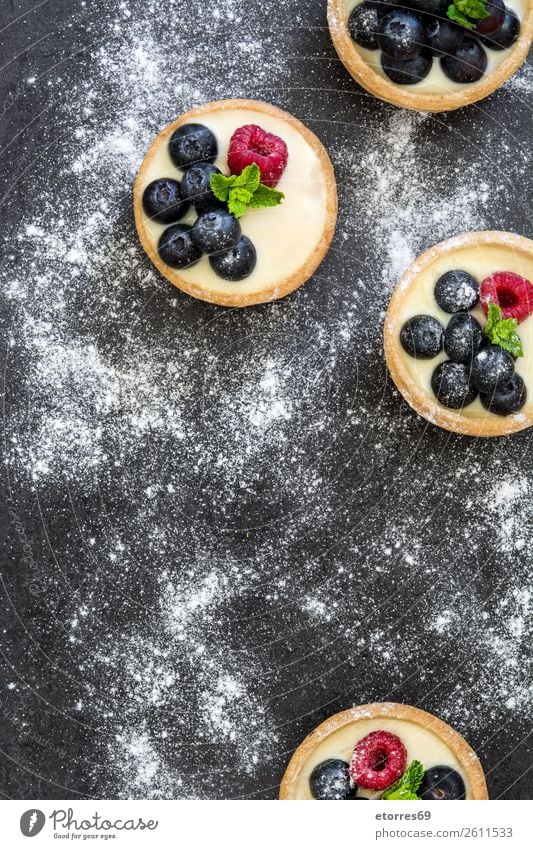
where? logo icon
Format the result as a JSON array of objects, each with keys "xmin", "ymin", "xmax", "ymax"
[{"xmin": 20, "ymin": 810, "xmax": 46, "ymax": 837}]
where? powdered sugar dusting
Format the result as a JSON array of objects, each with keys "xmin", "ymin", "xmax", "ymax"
[
  {"xmin": 503, "ymin": 60, "xmax": 533, "ymax": 93},
  {"xmin": 339, "ymin": 110, "xmax": 491, "ymax": 290}
]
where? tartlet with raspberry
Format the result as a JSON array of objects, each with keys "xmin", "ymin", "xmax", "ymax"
[
  {"xmin": 134, "ymin": 99, "xmax": 338, "ymax": 307},
  {"xmin": 280, "ymin": 702, "xmax": 488, "ymax": 800},
  {"xmin": 328, "ymin": 0, "xmax": 533, "ymax": 112},
  {"xmin": 384, "ymin": 231, "xmax": 533, "ymax": 437}
]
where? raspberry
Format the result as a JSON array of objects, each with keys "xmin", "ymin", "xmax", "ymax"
[
  {"xmin": 480, "ymin": 272, "xmax": 533, "ymax": 324},
  {"xmin": 227, "ymin": 124, "xmax": 288, "ymax": 187},
  {"xmin": 349, "ymin": 730, "xmax": 407, "ymax": 791}
]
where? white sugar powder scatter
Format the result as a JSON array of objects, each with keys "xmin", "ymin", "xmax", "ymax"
[
  {"xmin": 336, "ymin": 110, "xmax": 490, "ymax": 290},
  {"xmin": 486, "ymin": 476, "xmax": 530, "ymax": 553},
  {"xmin": 97, "ymin": 563, "xmax": 277, "ymax": 798},
  {"xmin": 503, "ymin": 61, "xmax": 533, "ymax": 94}
]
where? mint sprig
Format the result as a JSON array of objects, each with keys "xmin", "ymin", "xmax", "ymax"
[
  {"xmin": 447, "ymin": 4, "xmax": 476, "ymax": 28},
  {"xmin": 484, "ymin": 302, "xmax": 524, "ymax": 358},
  {"xmin": 447, "ymin": 0, "xmax": 490, "ymax": 28},
  {"xmin": 210, "ymin": 163, "xmax": 284, "ymax": 219},
  {"xmin": 455, "ymin": 0, "xmax": 490, "ymax": 18},
  {"xmin": 381, "ymin": 760, "xmax": 425, "ymax": 801}
]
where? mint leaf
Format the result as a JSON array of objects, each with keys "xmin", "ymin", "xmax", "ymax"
[
  {"xmin": 455, "ymin": 0, "xmax": 490, "ymax": 19},
  {"xmin": 447, "ymin": 4, "xmax": 476, "ymax": 27},
  {"xmin": 247, "ymin": 183, "xmax": 285, "ymax": 209},
  {"xmin": 227, "ymin": 186, "xmax": 253, "ymax": 218},
  {"xmin": 382, "ymin": 788, "xmax": 421, "ymax": 801},
  {"xmin": 210, "ymin": 163, "xmax": 284, "ymax": 219},
  {"xmin": 232, "ymin": 163, "xmax": 261, "ymax": 193},
  {"xmin": 381, "ymin": 760, "xmax": 425, "ymax": 801},
  {"xmin": 210, "ymin": 172, "xmax": 233, "ymax": 202},
  {"xmin": 484, "ymin": 302, "xmax": 524, "ymax": 358},
  {"xmin": 485, "ymin": 301, "xmax": 502, "ymax": 335}
]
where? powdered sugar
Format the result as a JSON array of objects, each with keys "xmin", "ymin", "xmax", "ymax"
[
  {"xmin": 503, "ymin": 60, "xmax": 533, "ymax": 93},
  {"xmin": 339, "ymin": 110, "xmax": 490, "ymax": 290},
  {"xmin": 486, "ymin": 475, "xmax": 530, "ymax": 553}
]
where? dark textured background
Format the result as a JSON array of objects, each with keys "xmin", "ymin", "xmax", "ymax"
[{"xmin": 0, "ymin": 0, "xmax": 532, "ymax": 800}]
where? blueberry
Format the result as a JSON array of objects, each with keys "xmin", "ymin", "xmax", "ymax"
[
  {"xmin": 168, "ymin": 123, "xmax": 218, "ymax": 170},
  {"xmin": 377, "ymin": 11, "xmax": 427, "ymax": 60},
  {"xmin": 209, "ymin": 236, "xmax": 257, "ymax": 281},
  {"xmin": 426, "ymin": 20, "xmax": 464, "ymax": 57},
  {"xmin": 309, "ymin": 759, "xmax": 357, "ymax": 800},
  {"xmin": 381, "ymin": 49, "xmax": 432, "ymax": 84},
  {"xmin": 441, "ymin": 38, "xmax": 488, "ymax": 83},
  {"xmin": 434, "ymin": 270, "xmax": 479, "ymax": 313},
  {"xmin": 432, "ymin": 361, "xmax": 478, "ymax": 409},
  {"xmin": 475, "ymin": 0, "xmax": 505, "ymax": 36},
  {"xmin": 158, "ymin": 224, "xmax": 202, "ymax": 269},
  {"xmin": 400, "ymin": 315, "xmax": 444, "ymax": 358},
  {"xmin": 181, "ymin": 163, "xmax": 226, "ymax": 214},
  {"xmin": 444, "ymin": 314, "xmax": 484, "ymax": 364},
  {"xmin": 191, "ymin": 210, "xmax": 241, "ymax": 256},
  {"xmin": 142, "ymin": 179, "xmax": 190, "ymax": 224},
  {"xmin": 420, "ymin": 766, "xmax": 466, "ymax": 800},
  {"xmin": 480, "ymin": 10, "xmax": 520, "ymax": 50},
  {"xmin": 404, "ymin": 0, "xmax": 449, "ymax": 14},
  {"xmin": 480, "ymin": 373, "xmax": 527, "ymax": 415},
  {"xmin": 349, "ymin": 4, "xmax": 381, "ymax": 50},
  {"xmin": 471, "ymin": 345, "xmax": 515, "ymax": 393}
]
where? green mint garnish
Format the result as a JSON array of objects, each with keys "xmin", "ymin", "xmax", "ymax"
[
  {"xmin": 247, "ymin": 183, "xmax": 285, "ymax": 209},
  {"xmin": 210, "ymin": 163, "xmax": 284, "ymax": 219},
  {"xmin": 447, "ymin": 0, "xmax": 490, "ymax": 27},
  {"xmin": 447, "ymin": 4, "xmax": 477, "ymax": 28},
  {"xmin": 455, "ymin": 0, "xmax": 490, "ymax": 18},
  {"xmin": 381, "ymin": 760, "xmax": 425, "ymax": 801},
  {"xmin": 484, "ymin": 302, "xmax": 524, "ymax": 358}
]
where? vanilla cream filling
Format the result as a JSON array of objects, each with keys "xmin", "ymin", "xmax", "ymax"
[
  {"xmin": 396, "ymin": 242, "xmax": 533, "ymax": 420},
  {"xmin": 138, "ymin": 109, "xmax": 329, "ymax": 297},
  {"xmin": 293, "ymin": 717, "xmax": 467, "ymax": 799},
  {"xmin": 345, "ymin": 0, "xmax": 525, "ymax": 95}
]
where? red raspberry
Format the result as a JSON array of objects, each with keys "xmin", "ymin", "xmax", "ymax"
[
  {"xmin": 227, "ymin": 124, "xmax": 288, "ymax": 187},
  {"xmin": 480, "ymin": 272, "xmax": 533, "ymax": 324},
  {"xmin": 349, "ymin": 730, "xmax": 407, "ymax": 791}
]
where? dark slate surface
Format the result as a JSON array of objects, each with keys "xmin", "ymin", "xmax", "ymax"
[{"xmin": 0, "ymin": 0, "xmax": 531, "ymax": 800}]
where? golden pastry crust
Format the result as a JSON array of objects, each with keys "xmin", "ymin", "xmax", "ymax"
[
  {"xmin": 279, "ymin": 702, "xmax": 488, "ymax": 799},
  {"xmin": 384, "ymin": 231, "xmax": 533, "ymax": 437},
  {"xmin": 327, "ymin": 0, "xmax": 533, "ymax": 113},
  {"xmin": 133, "ymin": 99, "xmax": 338, "ymax": 307}
]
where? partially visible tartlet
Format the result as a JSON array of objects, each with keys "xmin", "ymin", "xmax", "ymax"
[
  {"xmin": 280, "ymin": 703, "xmax": 488, "ymax": 800},
  {"xmin": 384, "ymin": 231, "xmax": 533, "ymax": 437},
  {"xmin": 134, "ymin": 99, "xmax": 338, "ymax": 308},
  {"xmin": 328, "ymin": 0, "xmax": 533, "ymax": 112}
]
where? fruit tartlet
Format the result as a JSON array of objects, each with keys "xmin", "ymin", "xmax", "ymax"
[
  {"xmin": 328, "ymin": 0, "xmax": 533, "ymax": 111},
  {"xmin": 134, "ymin": 99, "xmax": 338, "ymax": 308},
  {"xmin": 384, "ymin": 232, "xmax": 533, "ymax": 437},
  {"xmin": 280, "ymin": 703, "xmax": 488, "ymax": 800}
]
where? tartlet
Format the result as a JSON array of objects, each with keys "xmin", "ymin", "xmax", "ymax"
[
  {"xmin": 134, "ymin": 99, "xmax": 338, "ymax": 308},
  {"xmin": 327, "ymin": 0, "xmax": 533, "ymax": 112},
  {"xmin": 384, "ymin": 231, "xmax": 533, "ymax": 437},
  {"xmin": 280, "ymin": 702, "xmax": 488, "ymax": 800}
]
